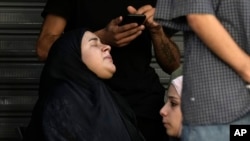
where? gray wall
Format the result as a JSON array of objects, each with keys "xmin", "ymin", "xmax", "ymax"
[{"xmin": 0, "ymin": 1, "xmax": 183, "ymax": 140}]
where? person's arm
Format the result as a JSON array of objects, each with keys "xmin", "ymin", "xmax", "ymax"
[
  {"xmin": 36, "ymin": 14, "xmax": 66, "ymax": 61},
  {"xmin": 127, "ymin": 5, "xmax": 181, "ymax": 74},
  {"xmin": 150, "ymin": 25, "xmax": 181, "ymax": 74},
  {"xmin": 186, "ymin": 14, "xmax": 250, "ymax": 83}
]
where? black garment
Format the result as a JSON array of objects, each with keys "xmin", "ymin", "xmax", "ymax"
[
  {"xmin": 41, "ymin": 0, "xmax": 167, "ymax": 140},
  {"xmin": 23, "ymin": 28, "xmax": 145, "ymax": 141},
  {"xmin": 169, "ymin": 137, "xmax": 180, "ymax": 141}
]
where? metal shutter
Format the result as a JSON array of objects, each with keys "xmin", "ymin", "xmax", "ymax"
[{"xmin": 0, "ymin": 1, "xmax": 45, "ymax": 140}]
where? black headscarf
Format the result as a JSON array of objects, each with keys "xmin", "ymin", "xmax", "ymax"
[{"xmin": 23, "ymin": 28, "xmax": 145, "ymax": 141}]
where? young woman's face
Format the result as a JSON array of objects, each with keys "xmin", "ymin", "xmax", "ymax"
[
  {"xmin": 160, "ymin": 84, "xmax": 182, "ymax": 137},
  {"xmin": 81, "ymin": 31, "xmax": 116, "ymax": 79}
]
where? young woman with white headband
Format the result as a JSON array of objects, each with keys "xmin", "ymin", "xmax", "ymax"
[{"xmin": 160, "ymin": 66, "xmax": 183, "ymax": 141}]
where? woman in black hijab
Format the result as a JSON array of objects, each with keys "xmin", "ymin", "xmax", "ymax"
[{"xmin": 23, "ymin": 28, "xmax": 145, "ymax": 141}]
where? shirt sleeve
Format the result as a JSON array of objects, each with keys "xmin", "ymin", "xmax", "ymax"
[
  {"xmin": 41, "ymin": 0, "xmax": 74, "ymax": 21},
  {"xmin": 154, "ymin": 0, "xmax": 215, "ymax": 31}
]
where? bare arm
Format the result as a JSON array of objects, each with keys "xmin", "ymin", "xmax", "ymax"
[
  {"xmin": 150, "ymin": 25, "xmax": 181, "ymax": 74},
  {"xmin": 36, "ymin": 14, "xmax": 66, "ymax": 61},
  {"xmin": 127, "ymin": 5, "xmax": 181, "ymax": 74},
  {"xmin": 187, "ymin": 14, "xmax": 250, "ymax": 83}
]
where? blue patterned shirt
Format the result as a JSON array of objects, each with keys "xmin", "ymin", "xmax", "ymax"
[{"xmin": 155, "ymin": 0, "xmax": 250, "ymax": 125}]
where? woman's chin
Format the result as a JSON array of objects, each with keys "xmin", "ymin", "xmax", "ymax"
[{"xmin": 167, "ymin": 130, "xmax": 179, "ymax": 138}]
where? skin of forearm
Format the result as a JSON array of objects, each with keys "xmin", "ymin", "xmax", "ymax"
[
  {"xmin": 36, "ymin": 34, "xmax": 61, "ymax": 61},
  {"xmin": 151, "ymin": 27, "xmax": 181, "ymax": 74},
  {"xmin": 36, "ymin": 14, "xmax": 67, "ymax": 61},
  {"xmin": 187, "ymin": 14, "xmax": 250, "ymax": 83}
]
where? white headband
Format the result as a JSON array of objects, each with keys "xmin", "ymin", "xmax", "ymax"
[{"xmin": 171, "ymin": 75, "xmax": 183, "ymax": 96}]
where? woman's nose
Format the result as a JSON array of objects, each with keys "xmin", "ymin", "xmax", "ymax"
[{"xmin": 160, "ymin": 103, "xmax": 168, "ymax": 117}]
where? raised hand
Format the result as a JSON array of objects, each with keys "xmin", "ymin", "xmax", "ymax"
[{"xmin": 95, "ymin": 16, "xmax": 145, "ymax": 47}]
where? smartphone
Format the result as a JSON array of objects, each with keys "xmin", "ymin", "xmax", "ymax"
[{"xmin": 120, "ymin": 14, "xmax": 146, "ymax": 26}]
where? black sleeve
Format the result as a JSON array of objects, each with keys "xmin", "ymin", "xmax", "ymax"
[{"xmin": 41, "ymin": 0, "xmax": 75, "ymax": 20}]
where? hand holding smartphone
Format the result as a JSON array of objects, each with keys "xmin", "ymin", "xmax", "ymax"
[{"xmin": 119, "ymin": 14, "xmax": 146, "ymax": 26}]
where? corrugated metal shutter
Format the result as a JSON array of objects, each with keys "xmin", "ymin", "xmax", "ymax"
[
  {"xmin": 0, "ymin": 1, "xmax": 184, "ymax": 140},
  {"xmin": 0, "ymin": 0, "xmax": 45, "ymax": 140}
]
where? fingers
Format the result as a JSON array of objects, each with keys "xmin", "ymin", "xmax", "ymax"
[
  {"xmin": 127, "ymin": 5, "xmax": 154, "ymax": 15},
  {"xmin": 119, "ymin": 25, "xmax": 144, "ymax": 37},
  {"xmin": 127, "ymin": 5, "xmax": 155, "ymax": 25},
  {"xmin": 105, "ymin": 12, "xmax": 146, "ymax": 47},
  {"xmin": 111, "ymin": 16, "xmax": 123, "ymax": 26},
  {"xmin": 116, "ymin": 29, "xmax": 143, "ymax": 46},
  {"xmin": 136, "ymin": 5, "xmax": 153, "ymax": 15},
  {"xmin": 127, "ymin": 6, "xmax": 137, "ymax": 14},
  {"xmin": 104, "ymin": 16, "xmax": 145, "ymax": 47},
  {"xmin": 115, "ymin": 25, "xmax": 145, "ymax": 47}
]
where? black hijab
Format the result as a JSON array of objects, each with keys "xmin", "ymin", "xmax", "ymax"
[{"xmin": 23, "ymin": 28, "xmax": 145, "ymax": 141}]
